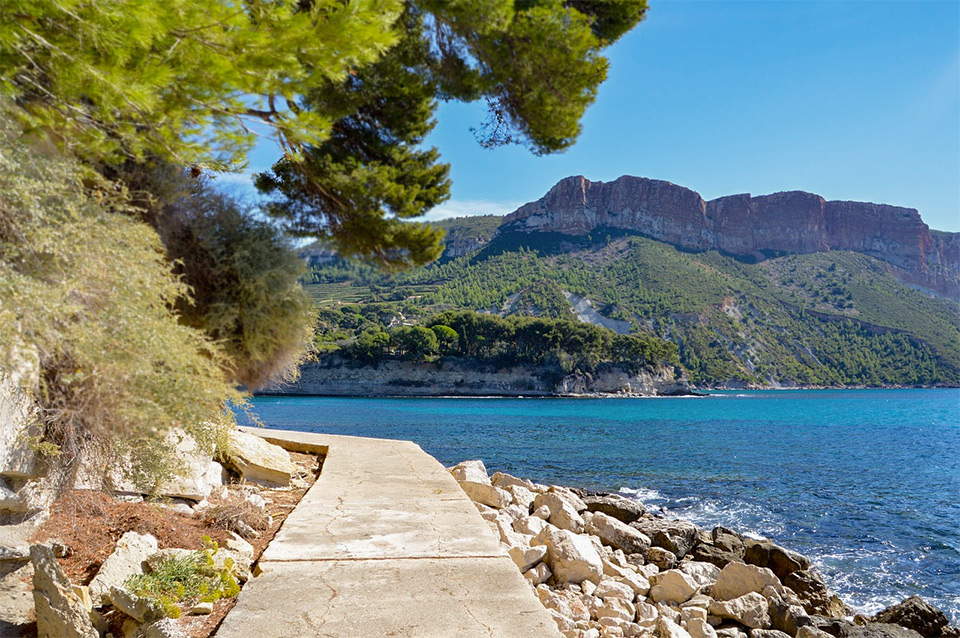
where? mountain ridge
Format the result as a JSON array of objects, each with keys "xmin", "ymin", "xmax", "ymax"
[{"xmin": 499, "ymin": 175, "xmax": 960, "ymax": 297}]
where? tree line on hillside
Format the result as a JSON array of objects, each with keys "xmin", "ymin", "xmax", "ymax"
[{"xmin": 313, "ymin": 306, "xmax": 679, "ymax": 373}]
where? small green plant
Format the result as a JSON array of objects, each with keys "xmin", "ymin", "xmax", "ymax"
[{"xmin": 124, "ymin": 537, "xmax": 241, "ymax": 618}]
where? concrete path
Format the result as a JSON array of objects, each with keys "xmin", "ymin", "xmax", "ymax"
[{"xmin": 215, "ymin": 427, "xmax": 560, "ymax": 637}]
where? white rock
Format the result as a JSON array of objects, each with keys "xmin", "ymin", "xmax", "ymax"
[
  {"xmin": 681, "ymin": 594, "xmax": 714, "ymax": 609},
  {"xmin": 533, "ymin": 505, "xmax": 551, "ymax": 519},
  {"xmin": 534, "ymin": 527, "xmax": 604, "ymax": 585},
  {"xmin": 686, "ymin": 618, "xmax": 718, "ymax": 638},
  {"xmin": 634, "ymin": 601, "xmax": 660, "ymax": 628},
  {"xmin": 796, "ymin": 627, "xmax": 835, "ymax": 638},
  {"xmin": 596, "ymin": 579, "xmax": 636, "ymax": 601},
  {"xmin": 0, "ymin": 348, "xmax": 41, "ymax": 479},
  {"xmin": 189, "ymin": 600, "xmax": 214, "ymax": 615},
  {"xmin": 708, "ymin": 592, "xmax": 772, "ymax": 629},
  {"xmin": 681, "ymin": 607, "xmax": 708, "ymax": 622},
  {"xmin": 460, "ymin": 481, "xmax": 512, "ymax": 509},
  {"xmin": 711, "ymin": 562, "xmax": 780, "ymax": 601},
  {"xmin": 637, "ymin": 563, "xmax": 660, "ymax": 579},
  {"xmin": 595, "ymin": 597, "xmax": 637, "ymax": 622},
  {"xmin": 584, "ymin": 511, "xmax": 652, "ymax": 554},
  {"xmin": 618, "ymin": 572, "xmax": 651, "ymax": 597},
  {"xmin": 30, "ymin": 544, "xmax": 98, "ymax": 638},
  {"xmin": 657, "ymin": 603, "xmax": 682, "ymax": 623},
  {"xmin": 535, "ymin": 492, "xmax": 586, "ymax": 532},
  {"xmin": 506, "ymin": 484, "xmax": 536, "ymax": 509},
  {"xmin": 223, "ymin": 429, "xmax": 294, "ymax": 486},
  {"xmin": 681, "ymin": 562, "xmax": 721, "ymax": 589},
  {"xmin": 88, "ymin": 532, "xmax": 158, "ymax": 605},
  {"xmin": 658, "ymin": 615, "xmax": 694, "ymax": 638},
  {"xmin": 490, "ymin": 471, "xmax": 535, "ymax": 490},
  {"xmin": 509, "ymin": 544, "xmax": 547, "ymax": 571},
  {"xmin": 649, "ymin": 569, "xmax": 699, "ymax": 604},
  {"xmin": 449, "ymin": 460, "xmax": 490, "ymax": 484},
  {"xmin": 514, "ymin": 515, "xmax": 548, "ymax": 536},
  {"xmin": 525, "ymin": 562, "xmax": 552, "ymax": 585}
]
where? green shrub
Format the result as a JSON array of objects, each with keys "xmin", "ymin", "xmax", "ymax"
[{"xmin": 125, "ymin": 539, "xmax": 241, "ymax": 618}]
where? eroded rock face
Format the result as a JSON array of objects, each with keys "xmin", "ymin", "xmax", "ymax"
[
  {"xmin": 30, "ymin": 544, "xmax": 99, "ymax": 638},
  {"xmin": 499, "ymin": 175, "xmax": 960, "ymax": 297}
]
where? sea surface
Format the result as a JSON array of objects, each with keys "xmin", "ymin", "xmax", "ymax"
[{"xmin": 238, "ymin": 389, "xmax": 960, "ymax": 621}]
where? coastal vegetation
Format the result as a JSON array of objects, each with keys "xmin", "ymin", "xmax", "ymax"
[
  {"xmin": 304, "ymin": 222, "xmax": 960, "ymax": 387},
  {"xmin": 313, "ymin": 306, "xmax": 679, "ymax": 374}
]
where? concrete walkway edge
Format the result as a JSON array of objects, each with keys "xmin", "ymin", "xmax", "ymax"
[{"xmin": 214, "ymin": 427, "xmax": 560, "ymax": 637}]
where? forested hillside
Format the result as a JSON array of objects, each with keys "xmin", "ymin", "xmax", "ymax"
[{"xmin": 304, "ymin": 218, "xmax": 960, "ymax": 388}]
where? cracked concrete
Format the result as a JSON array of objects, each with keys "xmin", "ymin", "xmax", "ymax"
[{"xmin": 214, "ymin": 428, "xmax": 560, "ymax": 637}]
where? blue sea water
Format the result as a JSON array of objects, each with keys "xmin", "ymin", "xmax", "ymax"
[{"xmin": 238, "ymin": 389, "xmax": 960, "ymax": 621}]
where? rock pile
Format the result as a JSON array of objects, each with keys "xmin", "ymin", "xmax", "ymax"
[{"xmin": 448, "ymin": 461, "xmax": 958, "ymax": 638}]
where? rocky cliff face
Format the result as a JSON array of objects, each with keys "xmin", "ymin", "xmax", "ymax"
[
  {"xmin": 500, "ymin": 176, "xmax": 960, "ymax": 297},
  {"xmin": 262, "ymin": 357, "xmax": 689, "ymax": 397}
]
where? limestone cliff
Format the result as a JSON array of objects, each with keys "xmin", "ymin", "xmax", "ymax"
[
  {"xmin": 260, "ymin": 357, "xmax": 690, "ymax": 397},
  {"xmin": 499, "ymin": 176, "xmax": 960, "ymax": 297}
]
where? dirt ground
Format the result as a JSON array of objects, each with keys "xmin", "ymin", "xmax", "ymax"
[{"xmin": 24, "ymin": 450, "xmax": 322, "ymax": 637}]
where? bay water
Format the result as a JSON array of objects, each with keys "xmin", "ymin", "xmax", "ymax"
[{"xmin": 239, "ymin": 389, "xmax": 960, "ymax": 620}]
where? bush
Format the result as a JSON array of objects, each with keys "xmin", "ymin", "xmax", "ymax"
[
  {"xmin": 125, "ymin": 539, "xmax": 241, "ymax": 618},
  {"xmin": 0, "ymin": 115, "xmax": 239, "ymax": 490},
  {"xmin": 129, "ymin": 165, "xmax": 317, "ymax": 390}
]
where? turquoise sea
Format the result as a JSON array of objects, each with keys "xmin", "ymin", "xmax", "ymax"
[{"xmin": 239, "ymin": 389, "xmax": 960, "ymax": 621}]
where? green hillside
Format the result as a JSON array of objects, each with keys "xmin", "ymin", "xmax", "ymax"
[{"xmin": 303, "ymin": 226, "xmax": 960, "ymax": 387}]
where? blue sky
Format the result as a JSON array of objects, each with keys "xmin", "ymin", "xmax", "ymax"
[{"xmin": 231, "ymin": 0, "xmax": 960, "ymax": 231}]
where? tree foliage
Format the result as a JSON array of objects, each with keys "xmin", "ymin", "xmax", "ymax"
[
  {"xmin": 128, "ymin": 164, "xmax": 316, "ymax": 390},
  {"xmin": 257, "ymin": 0, "xmax": 648, "ymax": 266},
  {"xmin": 0, "ymin": 0, "xmax": 402, "ymax": 169}
]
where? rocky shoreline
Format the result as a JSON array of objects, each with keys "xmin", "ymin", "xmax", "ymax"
[{"xmin": 447, "ymin": 459, "xmax": 958, "ymax": 638}]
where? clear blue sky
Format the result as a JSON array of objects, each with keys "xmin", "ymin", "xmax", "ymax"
[{"xmin": 234, "ymin": 0, "xmax": 960, "ymax": 231}]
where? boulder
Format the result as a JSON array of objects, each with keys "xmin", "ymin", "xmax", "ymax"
[
  {"xmin": 617, "ymin": 571, "xmax": 652, "ymax": 597},
  {"xmin": 505, "ymin": 484, "xmax": 536, "ymax": 509},
  {"xmin": 508, "ymin": 544, "xmax": 547, "ymax": 572},
  {"xmin": 88, "ymin": 531, "xmax": 158, "ymax": 605},
  {"xmin": 30, "ymin": 544, "xmax": 99, "ymax": 638},
  {"xmin": 135, "ymin": 618, "xmax": 188, "ymax": 638},
  {"xmin": 712, "ymin": 562, "xmax": 781, "ymax": 601},
  {"xmin": 871, "ymin": 597, "xmax": 949, "ymax": 638},
  {"xmin": 459, "ymin": 481, "xmax": 512, "ymax": 509},
  {"xmin": 836, "ymin": 624, "xmax": 925, "ymax": 638},
  {"xmin": 584, "ymin": 495, "xmax": 646, "ymax": 524},
  {"xmin": 514, "ymin": 515, "xmax": 548, "ymax": 536},
  {"xmin": 490, "ymin": 471, "xmax": 536, "ymax": 491},
  {"xmin": 769, "ymin": 598, "xmax": 813, "ymax": 636},
  {"xmin": 647, "ymin": 547, "xmax": 678, "ymax": 570},
  {"xmin": 524, "ymin": 562, "xmax": 552, "ymax": 585},
  {"xmin": 223, "ymin": 429, "xmax": 294, "ymax": 486},
  {"xmin": 595, "ymin": 578, "xmax": 636, "ymax": 601},
  {"xmin": 688, "ymin": 618, "xmax": 719, "ymax": 638},
  {"xmin": 631, "ymin": 516, "xmax": 699, "ymax": 558},
  {"xmin": 449, "ymin": 460, "xmax": 490, "ymax": 484},
  {"xmin": 585, "ymin": 511, "xmax": 652, "ymax": 554},
  {"xmin": 743, "ymin": 540, "xmax": 811, "ymax": 581},
  {"xmin": 546, "ymin": 486, "xmax": 588, "ymax": 512},
  {"xmin": 109, "ymin": 586, "xmax": 165, "ymax": 623},
  {"xmin": 595, "ymin": 597, "xmax": 637, "ymax": 622},
  {"xmin": 681, "ymin": 561, "xmax": 721, "ymax": 589},
  {"xmin": 534, "ymin": 492, "xmax": 585, "ymax": 533},
  {"xmin": 649, "ymin": 569, "xmax": 700, "ymax": 604},
  {"xmin": 691, "ymin": 527, "xmax": 746, "ymax": 568},
  {"xmin": 709, "ymin": 592, "xmax": 772, "ymax": 629},
  {"xmin": 0, "ymin": 349, "xmax": 41, "ymax": 480},
  {"xmin": 797, "ymin": 628, "xmax": 836, "ymax": 638},
  {"xmin": 783, "ymin": 570, "xmax": 849, "ymax": 617},
  {"xmin": 155, "ymin": 432, "xmax": 224, "ymax": 501},
  {"xmin": 660, "ymin": 615, "xmax": 695, "ymax": 638},
  {"xmin": 751, "ymin": 631, "xmax": 792, "ymax": 638},
  {"xmin": 533, "ymin": 527, "xmax": 603, "ymax": 584},
  {"xmin": 683, "ymin": 607, "xmax": 709, "ymax": 622}
]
